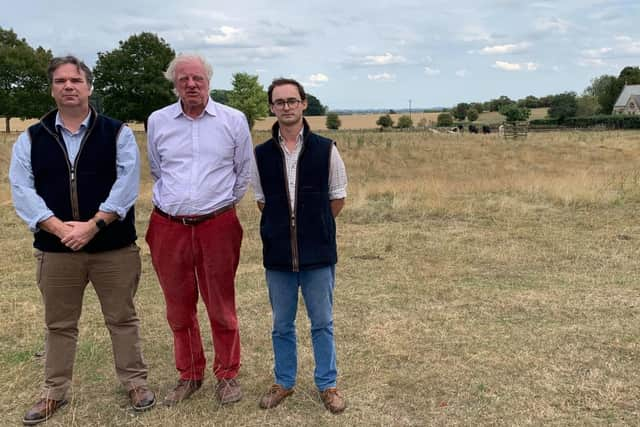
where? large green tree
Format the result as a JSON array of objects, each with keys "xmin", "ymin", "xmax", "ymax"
[
  {"xmin": 499, "ymin": 104, "xmax": 530, "ymax": 123},
  {"xmin": 305, "ymin": 93, "xmax": 326, "ymax": 116},
  {"xmin": 548, "ymin": 92, "xmax": 578, "ymax": 123},
  {"xmin": 210, "ymin": 89, "xmax": 231, "ymax": 104},
  {"xmin": 93, "ymin": 32, "xmax": 175, "ymax": 130},
  {"xmin": 452, "ymin": 102, "xmax": 469, "ymax": 121},
  {"xmin": 575, "ymin": 95, "xmax": 599, "ymax": 117},
  {"xmin": 227, "ymin": 72, "xmax": 268, "ymax": 129},
  {"xmin": 0, "ymin": 27, "xmax": 53, "ymax": 132},
  {"xmin": 585, "ymin": 74, "xmax": 618, "ymax": 114}
]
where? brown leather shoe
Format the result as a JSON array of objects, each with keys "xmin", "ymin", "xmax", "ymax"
[
  {"xmin": 129, "ymin": 385, "xmax": 156, "ymax": 411},
  {"xmin": 22, "ymin": 398, "xmax": 68, "ymax": 425},
  {"xmin": 320, "ymin": 387, "xmax": 346, "ymax": 414},
  {"xmin": 259, "ymin": 384, "xmax": 294, "ymax": 409},
  {"xmin": 215, "ymin": 378, "xmax": 242, "ymax": 404},
  {"xmin": 163, "ymin": 379, "xmax": 203, "ymax": 406}
]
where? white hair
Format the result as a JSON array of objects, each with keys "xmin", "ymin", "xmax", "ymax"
[{"xmin": 164, "ymin": 53, "xmax": 213, "ymax": 92}]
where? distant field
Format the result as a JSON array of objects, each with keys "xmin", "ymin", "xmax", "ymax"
[{"xmin": 5, "ymin": 108, "xmax": 549, "ymax": 133}]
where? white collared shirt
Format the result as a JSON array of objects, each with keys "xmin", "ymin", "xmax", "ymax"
[{"xmin": 147, "ymin": 97, "xmax": 253, "ymax": 215}]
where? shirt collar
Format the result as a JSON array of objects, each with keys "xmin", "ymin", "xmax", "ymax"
[
  {"xmin": 278, "ymin": 126, "xmax": 304, "ymax": 145},
  {"xmin": 55, "ymin": 110, "xmax": 91, "ymax": 133}
]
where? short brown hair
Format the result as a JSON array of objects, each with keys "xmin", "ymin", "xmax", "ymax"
[
  {"xmin": 47, "ymin": 55, "xmax": 93, "ymax": 86},
  {"xmin": 268, "ymin": 78, "xmax": 306, "ymax": 104}
]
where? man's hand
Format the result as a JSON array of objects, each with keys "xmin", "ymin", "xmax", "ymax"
[{"xmin": 61, "ymin": 220, "xmax": 99, "ymax": 251}]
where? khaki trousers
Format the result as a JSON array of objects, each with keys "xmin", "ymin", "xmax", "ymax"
[{"xmin": 35, "ymin": 244, "xmax": 148, "ymax": 400}]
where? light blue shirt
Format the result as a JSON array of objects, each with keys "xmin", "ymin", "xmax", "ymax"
[
  {"xmin": 9, "ymin": 111, "xmax": 141, "ymax": 232},
  {"xmin": 147, "ymin": 98, "xmax": 253, "ymax": 216}
]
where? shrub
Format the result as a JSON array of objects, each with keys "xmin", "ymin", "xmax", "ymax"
[
  {"xmin": 325, "ymin": 112, "xmax": 341, "ymax": 130},
  {"xmin": 397, "ymin": 115, "xmax": 413, "ymax": 129},
  {"xmin": 376, "ymin": 114, "xmax": 394, "ymax": 129},
  {"xmin": 437, "ymin": 112, "xmax": 453, "ymax": 127}
]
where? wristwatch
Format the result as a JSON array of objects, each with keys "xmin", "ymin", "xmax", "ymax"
[{"xmin": 95, "ymin": 218, "xmax": 107, "ymax": 231}]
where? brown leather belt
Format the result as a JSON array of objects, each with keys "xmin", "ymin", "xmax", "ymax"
[{"xmin": 153, "ymin": 204, "xmax": 234, "ymax": 226}]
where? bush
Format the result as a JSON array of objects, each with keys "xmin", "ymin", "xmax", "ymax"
[
  {"xmin": 396, "ymin": 115, "xmax": 413, "ymax": 129},
  {"xmin": 376, "ymin": 114, "xmax": 394, "ymax": 129},
  {"xmin": 467, "ymin": 108, "xmax": 479, "ymax": 122},
  {"xmin": 325, "ymin": 112, "xmax": 341, "ymax": 130},
  {"xmin": 437, "ymin": 112, "xmax": 453, "ymax": 127},
  {"xmin": 530, "ymin": 115, "xmax": 640, "ymax": 129},
  {"xmin": 499, "ymin": 104, "xmax": 531, "ymax": 123}
]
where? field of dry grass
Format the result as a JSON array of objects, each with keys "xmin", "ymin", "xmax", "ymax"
[{"xmin": 1, "ymin": 129, "xmax": 639, "ymax": 426}]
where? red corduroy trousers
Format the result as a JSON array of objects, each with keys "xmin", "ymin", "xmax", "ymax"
[{"xmin": 146, "ymin": 208, "xmax": 242, "ymax": 380}]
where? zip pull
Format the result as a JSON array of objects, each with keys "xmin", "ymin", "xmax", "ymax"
[
  {"xmin": 291, "ymin": 215, "xmax": 295, "ymax": 228},
  {"xmin": 70, "ymin": 167, "xmax": 75, "ymax": 181}
]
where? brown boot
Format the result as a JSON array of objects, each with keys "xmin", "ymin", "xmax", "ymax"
[
  {"xmin": 259, "ymin": 384, "xmax": 294, "ymax": 409},
  {"xmin": 215, "ymin": 378, "xmax": 242, "ymax": 404},
  {"xmin": 22, "ymin": 398, "xmax": 68, "ymax": 425},
  {"xmin": 320, "ymin": 387, "xmax": 346, "ymax": 414},
  {"xmin": 163, "ymin": 379, "xmax": 203, "ymax": 406},
  {"xmin": 128, "ymin": 384, "xmax": 156, "ymax": 411}
]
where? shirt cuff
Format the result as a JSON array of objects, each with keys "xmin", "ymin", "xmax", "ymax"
[
  {"xmin": 98, "ymin": 203, "xmax": 127, "ymax": 220},
  {"xmin": 30, "ymin": 212, "xmax": 55, "ymax": 233}
]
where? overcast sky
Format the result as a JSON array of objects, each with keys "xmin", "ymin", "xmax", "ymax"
[{"xmin": 3, "ymin": 0, "xmax": 639, "ymax": 110}]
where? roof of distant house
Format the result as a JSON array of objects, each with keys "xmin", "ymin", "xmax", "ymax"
[{"xmin": 614, "ymin": 84, "xmax": 640, "ymax": 108}]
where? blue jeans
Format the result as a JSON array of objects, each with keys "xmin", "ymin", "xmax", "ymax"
[{"xmin": 266, "ymin": 265, "xmax": 337, "ymax": 391}]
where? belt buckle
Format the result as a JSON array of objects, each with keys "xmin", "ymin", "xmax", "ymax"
[{"xmin": 181, "ymin": 217, "xmax": 193, "ymax": 226}]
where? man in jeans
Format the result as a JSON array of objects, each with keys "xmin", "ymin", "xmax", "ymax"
[
  {"xmin": 9, "ymin": 55, "xmax": 154, "ymax": 425},
  {"xmin": 253, "ymin": 78, "xmax": 347, "ymax": 413},
  {"xmin": 146, "ymin": 54, "xmax": 253, "ymax": 406}
]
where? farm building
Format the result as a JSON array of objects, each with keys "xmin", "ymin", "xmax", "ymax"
[{"xmin": 612, "ymin": 84, "xmax": 640, "ymax": 114}]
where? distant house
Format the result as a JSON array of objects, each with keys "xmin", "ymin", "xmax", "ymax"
[{"xmin": 613, "ymin": 84, "xmax": 640, "ymax": 114}]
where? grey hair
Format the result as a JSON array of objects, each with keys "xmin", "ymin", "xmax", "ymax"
[{"xmin": 164, "ymin": 53, "xmax": 213, "ymax": 89}]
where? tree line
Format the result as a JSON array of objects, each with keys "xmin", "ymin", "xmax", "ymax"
[
  {"xmin": 436, "ymin": 66, "xmax": 640, "ymax": 126},
  {"xmin": 0, "ymin": 28, "xmax": 329, "ymax": 132}
]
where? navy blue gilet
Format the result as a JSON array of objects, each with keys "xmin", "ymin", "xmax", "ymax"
[
  {"xmin": 28, "ymin": 109, "xmax": 137, "ymax": 253},
  {"xmin": 255, "ymin": 119, "xmax": 337, "ymax": 271}
]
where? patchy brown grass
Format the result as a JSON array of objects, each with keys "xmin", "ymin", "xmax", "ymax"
[{"xmin": 1, "ymin": 129, "xmax": 639, "ymax": 426}]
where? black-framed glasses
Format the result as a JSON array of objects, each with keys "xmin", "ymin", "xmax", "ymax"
[{"xmin": 272, "ymin": 98, "xmax": 302, "ymax": 109}]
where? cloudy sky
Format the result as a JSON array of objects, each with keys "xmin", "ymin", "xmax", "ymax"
[{"xmin": 3, "ymin": 0, "xmax": 639, "ymax": 110}]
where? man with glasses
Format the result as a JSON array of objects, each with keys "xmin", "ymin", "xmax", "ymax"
[
  {"xmin": 252, "ymin": 78, "xmax": 348, "ymax": 413},
  {"xmin": 146, "ymin": 54, "xmax": 252, "ymax": 406}
]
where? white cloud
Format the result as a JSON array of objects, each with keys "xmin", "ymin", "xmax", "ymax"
[
  {"xmin": 305, "ymin": 73, "xmax": 329, "ymax": 87},
  {"xmin": 368, "ymin": 72, "xmax": 396, "ymax": 81},
  {"xmin": 424, "ymin": 66, "xmax": 440, "ymax": 76},
  {"xmin": 581, "ymin": 47, "xmax": 613, "ymax": 58},
  {"xmin": 492, "ymin": 61, "xmax": 539, "ymax": 72},
  {"xmin": 578, "ymin": 58, "xmax": 608, "ymax": 67},
  {"xmin": 309, "ymin": 73, "xmax": 329, "ymax": 83},
  {"xmin": 479, "ymin": 42, "xmax": 530, "ymax": 55},
  {"xmin": 363, "ymin": 52, "xmax": 407, "ymax": 65},
  {"xmin": 455, "ymin": 69, "xmax": 467, "ymax": 77},
  {"xmin": 494, "ymin": 61, "xmax": 521, "ymax": 71},
  {"xmin": 534, "ymin": 17, "xmax": 571, "ymax": 34},
  {"xmin": 204, "ymin": 26, "xmax": 245, "ymax": 45}
]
